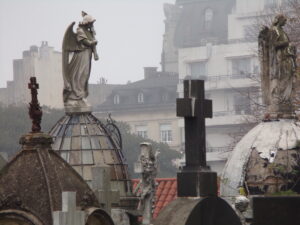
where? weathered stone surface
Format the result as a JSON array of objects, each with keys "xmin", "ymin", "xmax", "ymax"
[
  {"xmin": 154, "ymin": 197, "xmax": 242, "ymax": 225},
  {"xmin": 245, "ymin": 148, "xmax": 300, "ymax": 194}
]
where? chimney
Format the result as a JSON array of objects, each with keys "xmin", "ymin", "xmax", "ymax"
[{"xmin": 144, "ymin": 67, "xmax": 158, "ymax": 79}]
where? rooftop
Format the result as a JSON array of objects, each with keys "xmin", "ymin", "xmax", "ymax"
[{"xmin": 132, "ymin": 178, "xmax": 177, "ymax": 219}]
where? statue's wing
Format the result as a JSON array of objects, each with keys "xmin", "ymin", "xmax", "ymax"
[
  {"xmin": 62, "ymin": 22, "xmax": 79, "ymax": 100},
  {"xmin": 62, "ymin": 22, "xmax": 79, "ymax": 52},
  {"xmin": 258, "ymin": 26, "xmax": 271, "ymax": 106}
]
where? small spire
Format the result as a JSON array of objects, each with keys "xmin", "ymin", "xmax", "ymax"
[{"xmin": 28, "ymin": 77, "xmax": 42, "ymax": 132}]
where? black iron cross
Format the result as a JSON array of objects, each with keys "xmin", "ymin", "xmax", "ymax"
[
  {"xmin": 28, "ymin": 77, "xmax": 42, "ymax": 133},
  {"xmin": 177, "ymin": 80, "xmax": 212, "ymax": 168}
]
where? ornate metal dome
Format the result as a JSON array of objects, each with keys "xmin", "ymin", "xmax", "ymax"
[{"xmin": 49, "ymin": 112, "xmax": 132, "ymax": 197}]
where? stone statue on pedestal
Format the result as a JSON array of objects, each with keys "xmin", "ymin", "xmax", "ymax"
[
  {"xmin": 62, "ymin": 11, "xmax": 99, "ymax": 112},
  {"xmin": 259, "ymin": 14, "xmax": 297, "ymax": 119}
]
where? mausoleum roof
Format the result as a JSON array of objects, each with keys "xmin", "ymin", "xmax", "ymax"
[
  {"xmin": 0, "ymin": 132, "xmax": 99, "ymax": 225},
  {"xmin": 221, "ymin": 119, "xmax": 300, "ymax": 196}
]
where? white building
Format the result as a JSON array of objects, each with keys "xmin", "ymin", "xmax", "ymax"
[
  {"xmin": 2, "ymin": 42, "xmax": 64, "ymax": 108},
  {"xmin": 0, "ymin": 42, "xmax": 116, "ymax": 109},
  {"xmin": 162, "ymin": 0, "xmax": 285, "ymax": 174}
]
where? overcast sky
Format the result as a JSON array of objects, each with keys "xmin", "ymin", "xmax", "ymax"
[{"xmin": 0, "ymin": 0, "xmax": 175, "ymax": 87}]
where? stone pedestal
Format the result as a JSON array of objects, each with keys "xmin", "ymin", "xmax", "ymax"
[
  {"xmin": 177, "ymin": 170, "xmax": 218, "ymax": 197},
  {"xmin": 65, "ymin": 105, "xmax": 92, "ymax": 114},
  {"xmin": 253, "ymin": 196, "xmax": 300, "ymax": 225}
]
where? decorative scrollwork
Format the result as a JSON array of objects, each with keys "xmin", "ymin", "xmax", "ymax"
[{"xmin": 105, "ymin": 114, "xmax": 122, "ymax": 149}]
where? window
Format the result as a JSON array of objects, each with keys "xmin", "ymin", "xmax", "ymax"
[
  {"xmin": 160, "ymin": 123, "xmax": 172, "ymax": 143},
  {"xmin": 190, "ymin": 62, "xmax": 207, "ymax": 79},
  {"xmin": 231, "ymin": 58, "xmax": 251, "ymax": 76},
  {"xmin": 204, "ymin": 8, "xmax": 213, "ymax": 30},
  {"xmin": 135, "ymin": 125, "xmax": 148, "ymax": 139},
  {"xmin": 234, "ymin": 95, "xmax": 251, "ymax": 115},
  {"xmin": 113, "ymin": 94, "xmax": 120, "ymax": 104},
  {"xmin": 138, "ymin": 92, "xmax": 144, "ymax": 103}
]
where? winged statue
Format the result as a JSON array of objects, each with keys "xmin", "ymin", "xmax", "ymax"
[
  {"xmin": 258, "ymin": 14, "xmax": 297, "ymax": 119},
  {"xmin": 62, "ymin": 11, "xmax": 99, "ymax": 110}
]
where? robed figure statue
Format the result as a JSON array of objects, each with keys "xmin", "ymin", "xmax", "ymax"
[
  {"xmin": 62, "ymin": 11, "xmax": 99, "ymax": 111},
  {"xmin": 259, "ymin": 14, "xmax": 297, "ymax": 119}
]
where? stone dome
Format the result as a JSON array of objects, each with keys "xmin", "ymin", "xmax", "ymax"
[
  {"xmin": 49, "ymin": 113, "xmax": 132, "ymax": 197},
  {"xmin": 0, "ymin": 132, "xmax": 99, "ymax": 225},
  {"xmin": 221, "ymin": 119, "xmax": 300, "ymax": 196}
]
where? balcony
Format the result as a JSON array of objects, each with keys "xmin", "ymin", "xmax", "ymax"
[{"xmin": 178, "ymin": 73, "xmax": 259, "ymax": 91}]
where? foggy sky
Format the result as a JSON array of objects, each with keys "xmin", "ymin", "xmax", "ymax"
[{"xmin": 0, "ymin": 0, "xmax": 174, "ymax": 88}]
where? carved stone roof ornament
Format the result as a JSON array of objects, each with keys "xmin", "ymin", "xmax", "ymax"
[
  {"xmin": 62, "ymin": 11, "xmax": 99, "ymax": 113},
  {"xmin": 28, "ymin": 77, "xmax": 42, "ymax": 132},
  {"xmin": 259, "ymin": 14, "xmax": 297, "ymax": 119}
]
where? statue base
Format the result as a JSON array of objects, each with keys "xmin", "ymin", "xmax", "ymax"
[
  {"xmin": 65, "ymin": 105, "xmax": 92, "ymax": 114},
  {"xmin": 177, "ymin": 167, "xmax": 217, "ymax": 197},
  {"xmin": 64, "ymin": 99, "xmax": 92, "ymax": 114}
]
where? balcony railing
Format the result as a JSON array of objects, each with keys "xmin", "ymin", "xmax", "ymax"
[
  {"xmin": 213, "ymin": 106, "xmax": 252, "ymax": 117},
  {"xmin": 179, "ymin": 73, "xmax": 259, "ymax": 83},
  {"xmin": 206, "ymin": 147, "xmax": 232, "ymax": 153}
]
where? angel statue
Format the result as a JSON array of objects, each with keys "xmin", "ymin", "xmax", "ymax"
[
  {"xmin": 62, "ymin": 11, "xmax": 99, "ymax": 111},
  {"xmin": 258, "ymin": 14, "xmax": 297, "ymax": 119}
]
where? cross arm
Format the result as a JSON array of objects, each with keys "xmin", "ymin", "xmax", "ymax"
[{"xmin": 176, "ymin": 98, "xmax": 213, "ymax": 118}]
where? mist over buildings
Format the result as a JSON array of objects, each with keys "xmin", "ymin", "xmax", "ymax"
[{"xmin": 0, "ymin": 0, "xmax": 174, "ymax": 88}]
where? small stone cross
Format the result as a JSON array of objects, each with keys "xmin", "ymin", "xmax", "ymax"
[
  {"xmin": 91, "ymin": 165, "xmax": 120, "ymax": 214},
  {"xmin": 53, "ymin": 192, "xmax": 85, "ymax": 225},
  {"xmin": 28, "ymin": 77, "xmax": 42, "ymax": 133},
  {"xmin": 177, "ymin": 79, "xmax": 212, "ymax": 169}
]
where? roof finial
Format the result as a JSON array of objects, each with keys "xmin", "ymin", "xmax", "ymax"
[{"xmin": 28, "ymin": 77, "xmax": 42, "ymax": 132}]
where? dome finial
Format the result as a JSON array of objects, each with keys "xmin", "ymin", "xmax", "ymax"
[{"xmin": 28, "ymin": 76, "xmax": 43, "ymax": 133}]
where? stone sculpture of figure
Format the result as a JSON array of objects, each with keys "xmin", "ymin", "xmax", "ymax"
[
  {"xmin": 62, "ymin": 11, "xmax": 99, "ymax": 111},
  {"xmin": 136, "ymin": 143, "xmax": 158, "ymax": 225},
  {"xmin": 259, "ymin": 14, "xmax": 297, "ymax": 119}
]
